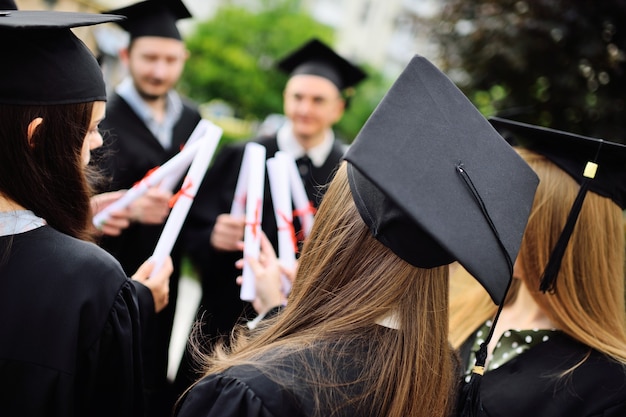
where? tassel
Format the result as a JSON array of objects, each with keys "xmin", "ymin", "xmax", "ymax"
[
  {"xmin": 457, "ymin": 342, "xmax": 487, "ymax": 417},
  {"xmin": 539, "ymin": 170, "xmax": 593, "ymax": 293}
]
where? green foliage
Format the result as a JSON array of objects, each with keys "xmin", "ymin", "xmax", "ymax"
[
  {"xmin": 179, "ymin": 1, "xmax": 391, "ymax": 142},
  {"xmin": 179, "ymin": 3, "xmax": 330, "ymax": 119},
  {"xmin": 434, "ymin": 0, "xmax": 626, "ymax": 142}
]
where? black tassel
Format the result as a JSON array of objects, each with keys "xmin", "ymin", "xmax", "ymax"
[
  {"xmin": 457, "ymin": 342, "xmax": 487, "ymax": 417},
  {"xmin": 539, "ymin": 178, "xmax": 591, "ymax": 293}
]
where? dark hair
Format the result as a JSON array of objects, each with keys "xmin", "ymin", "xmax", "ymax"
[{"xmin": 0, "ymin": 102, "xmax": 95, "ymax": 241}]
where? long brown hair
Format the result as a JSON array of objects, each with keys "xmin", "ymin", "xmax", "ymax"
[
  {"xmin": 196, "ymin": 162, "xmax": 455, "ymax": 417},
  {"xmin": 450, "ymin": 148, "xmax": 626, "ymax": 364},
  {"xmin": 0, "ymin": 102, "xmax": 96, "ymax": 240}
]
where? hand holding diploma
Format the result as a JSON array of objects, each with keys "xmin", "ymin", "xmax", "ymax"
[
  {"xmin": 149, "ymin": 132, "xmax": 221, "ymax": 278},
  {"xmin": 132, "ymin": 256, "xmax": 173, "ymax": 313},
  {"xmin": 90, "ymin": 190, "xmax": 132, "ymax": 236},
  {"xmin": 210, "ymin": 213, "xmax": 245, "ymax": 251}
]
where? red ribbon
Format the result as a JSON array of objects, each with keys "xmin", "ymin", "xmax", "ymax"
[
  {"xmin": 277, "ymin": 210, "xmax": 298, "ymax": 254},
  {"xmin": 133, "ymin": 166, "xmax": 160, "ymax": 188},
  {"xmin": 168, "ymin": 178, "xmax": 194, "ymax": 208},
  {"xmin": 245, "ymin": 198, "xmax": 262, "ymax": 239},
  {"xmin": 293, "ymin": 201, "xmax": 316, "ymax": 241}
]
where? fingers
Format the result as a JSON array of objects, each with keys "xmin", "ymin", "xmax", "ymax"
[
  {"xmin": 129, "ymin": 187, "xmax": 172, "ymax": 224},
  {"xmin": 130, "ymin": 257, "xmax": 172, "ymax": 313},
  {"xmin": 211, "ymin": 214, "xmax": 245, "ymax": 251}
]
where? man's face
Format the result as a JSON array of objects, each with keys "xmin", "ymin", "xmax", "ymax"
[
  {"xmin": 283, "ymin": 74, "xmax": 345, "ymax": 146},
  {"xmin": 124, "ymin": 36, "xmax": 188, "ymax": 101}
]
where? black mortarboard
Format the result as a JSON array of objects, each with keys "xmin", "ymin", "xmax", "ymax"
[
  {"xmin": 489, "ymin": 117, "xmax": 626, "ymax": 292},
  {"xmin": 0, "ymin": 0, "xmax": 16, "ymax": 10},
  {"xmin": 0, "ymin": 11, "xmax": 123, "ymax": 105},
  {"xmin": 277, "ymin": 38, "xmax": 366, "ymax": 92},
  {"xmin": 106, "ymin": 0, "xmax": 191, "ymax": 41},
  {"xmin": 343, "ymin": 55, "xmax": 539, "ymax": 306}
]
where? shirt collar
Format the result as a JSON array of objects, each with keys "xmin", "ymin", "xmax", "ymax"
[
  {"xmin": 276, "ymin": 120, "xmax": 335, "ymax": 167},
  {"xmin": 116, "ymin": 77, "xmax": 183, "ymax": 149}
]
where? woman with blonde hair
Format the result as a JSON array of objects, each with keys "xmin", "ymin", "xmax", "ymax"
[
  {"xmin": 453, "ymin": 118, "xmax": 626, "ymax": 417},
  {"xmin": 175, "ymin": 56, "xmax": 538, "ymax": 417}
]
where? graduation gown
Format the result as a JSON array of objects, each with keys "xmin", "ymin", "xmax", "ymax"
[
  {"xmin": 458, "ymin": 330, "xmax": 626, "ymax": 417},
  {"xmin": 96, "ymin": 92, "xmax": 202, "ymax": 414},
  {"xmin": 0, "ymin": 226, "xmax": 144, "ymax": 417},
  {"xmin": 175, "ymin": 337, "xmax": 381, "ymax": 417},
  {"xmin": 176, "ymin": 134, "xmax": 346, "ymax": 391}
]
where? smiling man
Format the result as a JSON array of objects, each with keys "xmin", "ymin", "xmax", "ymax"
[{"xmin": 95, "ymin": 1, "xmax": 201, "ymax": 416}]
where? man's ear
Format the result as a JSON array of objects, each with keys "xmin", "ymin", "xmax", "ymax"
[
  {"xmin": 119, "ymin": 47, "xmax": 130, "ymax": 66},
  {"xmin": 27, "ymin": 117, "xmax": 43, "ymax": 147}
]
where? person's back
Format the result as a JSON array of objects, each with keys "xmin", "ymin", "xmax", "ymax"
[
  {"xmin": 0, "ymin": 10, "xmax": 167, "ymax": 416},
  {"xmin": 0, "ymin": 226, "xmax": 143, "ymax": 417}
]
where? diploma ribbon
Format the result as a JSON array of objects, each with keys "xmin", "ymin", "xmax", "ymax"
[
  {"xmin": 245, "ymin": 198, "xmax": 262, "ymax": 240},
  {"xmin": 277, "ymin": 209, "xmax": 298, "ymax": 254},
  {"xmin": 133, "ymin": 166, "xmax": 160, "ymax": 188},
  {"xmin": 293, "ymin": 201, "xmax": 316, "ymax": 241},
  {"xmin": 168, "ymin": 178, "xmax": 194, "ymax": 208}
]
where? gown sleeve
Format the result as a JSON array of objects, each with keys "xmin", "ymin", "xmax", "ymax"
[
  {"xmin": 77, "ymin": 279, "xmax": 145, "ymax": 417},
  {"xmin": 176, "ymin": 373, "xmax": 281, "ymax": 417}
]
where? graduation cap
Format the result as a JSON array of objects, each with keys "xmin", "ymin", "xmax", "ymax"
[
  {"xmin": 489, "ymin": 117, "xmax": 626, "ymax": 293},
  {"xmin": 106, "ymin": 0, "xmax": 192, "ymax": 41},
  {"xmin": 343, "ymin": 55, "xmax": 539, "ymax": 306},
  {"xmin": 277, "ymin": 38, "xmax": 366, "ymax": 92},
  {"xmin": 0, "ymin": 11, "xmax": 123, "ymax": 105},
  {"xmin": 0, "ymin": 0, "xmax": 16, "ymax": 10}
]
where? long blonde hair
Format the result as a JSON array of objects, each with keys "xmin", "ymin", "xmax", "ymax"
[
  {"xmin": 450, "ymin": 148, "xmax": 626, "ymax": 364},
  {"xmin": 198, "ymin": 162, "xmax": 455, "ymax": 417}
]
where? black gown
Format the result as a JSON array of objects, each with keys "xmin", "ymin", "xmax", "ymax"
[
  {"xmin": 176, "ymin": 134, "xmax": 347, "ymax": 393},
  {"xmin": 175, "ymin": 336, "xmax": 384, "ymax": 417},
  {"xmin": 96, "ymin": 91, "xmax": 202, "ymax": 415},
  {"xmin": 458, "ymin": 330, "xmax": 626, "ymax": 417},
  {"xmin": 0, "ymin": 226, "xmax": 144, "ymax": 417}
]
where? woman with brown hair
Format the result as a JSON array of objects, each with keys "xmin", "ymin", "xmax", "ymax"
[
  {"xmin": 0, "ymin": 9, "xmax": 171, "ymax": 416},
  {"xmin": 175, "ymin": 56, "xmax": 538, "ymax": 417},
  {"xmin": 452, "ymin": 118, "xmax": 626, "ymax": 417}
]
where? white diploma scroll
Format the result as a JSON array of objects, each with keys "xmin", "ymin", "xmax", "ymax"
[
  {"xmin": 267, "ymin": 152, "xmax": 297, "ymax": 296},
  {"xmin": 159, "ymin": 119, "xmax": 219, "ymax": 192},
  {"xmin": 238, "ymin": 143, "xmax": 267, "ymax": 301},
  {"xmin": 149, "ymin": 131, "xmax": 222, "ymax": 278},
  {"xmin": 92, "ymin": 139, "xmax": 203, "ymax": 229},
  {"xmin": 286, "ymin": 154, "xmax": 315, "ymax": 238}
]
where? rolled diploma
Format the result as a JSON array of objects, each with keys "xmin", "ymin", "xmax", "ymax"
[
  {"xmin": 286, "ymin": 153, "xmax": 315, "ymax": 237},
  {"xmin": 149, "ymin": 134, "xmax": 221, "ymax": 278},
  {"xmin": 92, "ymin": 138, "xmax": 203, "ymax": 228},
  {"xmin": 159, "ymin": 119, "xmax": 220, "ymax": 192},
  {"xmin": 239, "ymin": 144, "xmax": 266, "ymax": 301},
  {"xmin": 231, "ymin": 142, "xmax": 266, "ymax": 217},
  {"xmin": 267, "ymin": 153, "xmax": 297, "ymax": 295}
]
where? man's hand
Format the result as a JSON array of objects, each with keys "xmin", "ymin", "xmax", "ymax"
[
  {"xmin": 129, "ymin": 187, "xmax": 173, "ymax": 225},
  {"xmin": 91, "ymin": 191, "xmax": 132, "ymax": 236},
  {"xmin": 210, "ymin": 213, "xmax": 245, "ymax": 251}
]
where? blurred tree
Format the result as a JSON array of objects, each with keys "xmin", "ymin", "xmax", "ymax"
[
  {"xmin": 179, "ymin": 0, "xmax": 389, "ymax": 142},
  {"xmin": 434, "ymin": 0, "xmax": 626, "ymax": 142}
]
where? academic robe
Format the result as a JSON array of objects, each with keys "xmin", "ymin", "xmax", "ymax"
[
  {"xmin": 457, "ymin": 330, "xmax": 626, "ymax": 417},
  {"xmin": 175, "ymin": 335, "xmax": 385, "ymax": 417},
  {"xmin": 96, "ymin": 92, "xmax": 202, "ymax": 415},
  {"xmin": 0, "ymin": 226, "xmax": 144, "ymax": 417},
  {"xmin": 176, "ymin": 134, "xmax": 346, "ymax": 393}
]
